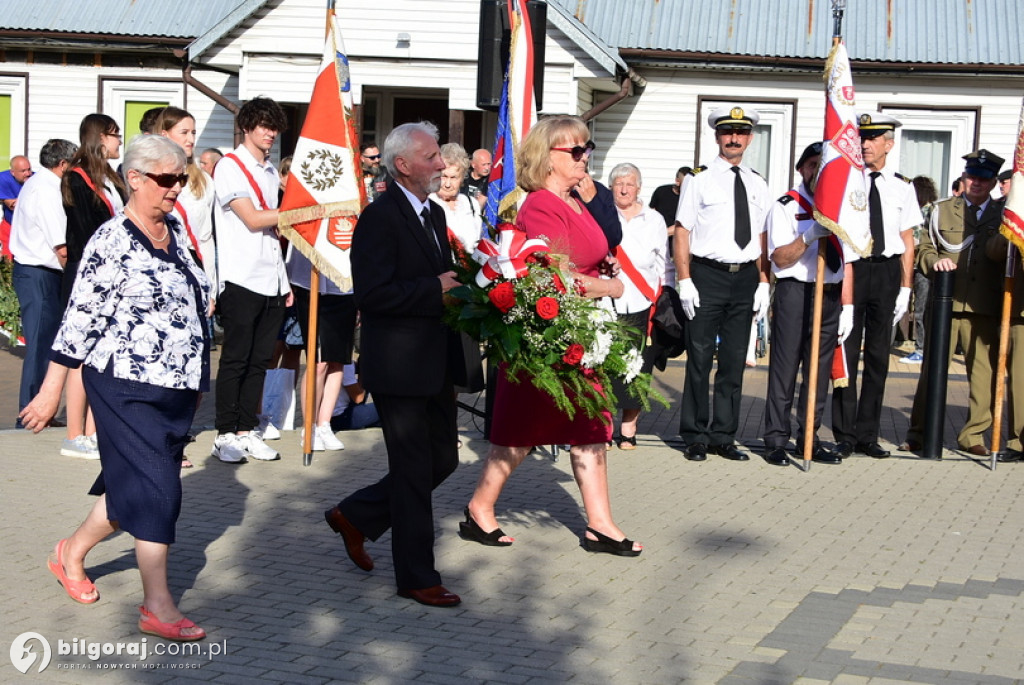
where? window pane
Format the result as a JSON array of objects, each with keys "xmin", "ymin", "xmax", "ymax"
[
  {"xmin": 0, "ymin": 95, "xmax": 10, "ymax": 168},
  {"xmin": 900, "ymin": 129, "xmax": 951, "ymax": 195},
  {"xmin": 124, "ymin": 101, "xmax": 169, "ymax": 141},
  {"xmin": 746, "ymin": 124, "xmax": 772, "ymax": 185}
]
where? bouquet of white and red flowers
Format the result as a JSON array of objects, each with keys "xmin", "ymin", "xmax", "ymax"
[{"xmin": 445, "ymin": 225, "xmax": 664, "ymax": 421}]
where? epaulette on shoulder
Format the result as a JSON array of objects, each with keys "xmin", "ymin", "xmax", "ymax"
[
  {"xmin": 751, "ymin": 168, "xmax": 764, "ymax": 177},
  {"xmin": 894, "ymin": 172, "xmax": 912, "ymax": 183},
  {"xmin": 692, "ymin": 165, "xmax": 707, "ymax": 174},
  {"xmin": 777, "ymin": 194, "xmax": 795, "ymax": 205}
]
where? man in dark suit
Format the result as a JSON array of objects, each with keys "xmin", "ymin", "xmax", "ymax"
[{"xmin": 324, "ymin": 121, "xmax": 465, "ymax": 607}]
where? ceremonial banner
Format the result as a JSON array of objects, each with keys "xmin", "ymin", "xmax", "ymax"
[
  {"xmin": 278, "ymin": 14, "xmax": 364, "ymax": 291},
  {"xmin": 813, "ymin": 41, "xmax": 872, "ymax": 258},
  {"xmin": 484, "ymin": 0, "xmax": 537, "ymax": 227},
  {"xmin": 1000, "ymin": 99, "xmax": 1024, "ymax": 257}
]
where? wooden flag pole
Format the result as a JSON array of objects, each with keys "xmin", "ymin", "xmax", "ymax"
[
  {"xmin": 301, "ymin": 0, "xmax": 337, "ymax": 467},
  {"xmin": 802, "ymin": 242, "xmax": 828, "ymax": 469},
  {"xmin": 801, "ymin": 8, "xmax": 846, "ymax": 471},
  {"xmin": 989, "ymin": 248, "xmax": 1017, "ymax": 469}
]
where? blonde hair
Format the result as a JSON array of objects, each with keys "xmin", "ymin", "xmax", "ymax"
[
  {"xmin": 154, "ymin": 106, "xmax": 208, "ymax": 197},
  {"xmin": 516, "ymin": 115, "xmax": 590, "ymax": 192}
]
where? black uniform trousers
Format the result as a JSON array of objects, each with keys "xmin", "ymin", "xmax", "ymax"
[
  {"xmin": 832, "ymin": 257, "xmax": 900, "ymax": 445},
  {"xmin": 336, "ymin": 380, "xmax": 459, "ymax": 591},
  {"xmin": 679, "ymin": 259, "xmax": 758, "ymax": 445},
  {"xmin": 763, "ymin": 278, "xmax": 841, "ymax": 449}
]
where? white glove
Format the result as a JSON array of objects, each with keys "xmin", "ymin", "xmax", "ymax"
[
  {"xmin": 802, "ymin": 225, "xmax": 831, "ymax": 245},
  {"xmin": 752, "ymin": 282, "xmax": 771, "ymax": 323},
  {"xmin": 892, "ymin": 286, "xmax": 911, "ymax": 326},
  {"xmin": 677, "ymin": 278, "xmax": 700, "ymax": 320},
  {"xmin": 837, "ymin": 304, "xmax": 854, "ymax": 345}
]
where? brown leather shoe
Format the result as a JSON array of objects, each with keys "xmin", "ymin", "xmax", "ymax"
[
  {"xmin": 397, "ymin": 585, "xmax": 461, "ymax": 607},
  {"xmin": 962, "ymin": 444, "xmax": 990, "ymax": 457},
  {"xmin": 324, "ymin": 507, "xmax": 373, "ymax": 571}
]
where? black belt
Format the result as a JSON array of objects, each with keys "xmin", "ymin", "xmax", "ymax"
[
  {"xmin": 776, "ymin": 276, "xmax": 841, "ymax": 292},
  {"xmin": 13, "ymin": 260, "xmax": 62, "ymax": 276},
  {"xmin": 691, "ymin": 255, "xmax": 755, "ymax": 273},
  {"xmin": 861, "ymin": 254, "xmax": 898, "ymax": 263}
]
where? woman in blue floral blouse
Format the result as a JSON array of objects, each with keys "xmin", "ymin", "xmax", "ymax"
[{"xmin": 21, "ymin": 134, "xmax": 211, "ymax": 641}]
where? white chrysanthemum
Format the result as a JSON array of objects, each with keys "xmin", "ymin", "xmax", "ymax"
[
  {"xmin": 582, "ymin": 329, "xmax": 613, "ymax": 368},
  {"xmin": 623, "ymin": 347, "xmax": 643, "ymax": 383}
]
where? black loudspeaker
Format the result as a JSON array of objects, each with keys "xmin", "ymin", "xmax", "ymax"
[{"xmin": 476, "ymin": 0, "xmax": 546, "ymax": 112}]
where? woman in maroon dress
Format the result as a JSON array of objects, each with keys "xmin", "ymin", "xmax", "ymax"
[{"xmin": 461, "ymin": 116, "xmax": 642, "ymax": 556}]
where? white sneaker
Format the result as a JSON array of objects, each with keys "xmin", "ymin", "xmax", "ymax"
[
  {"xmin": 316, "ymin": 423, "xmax": 344, "ymax": 451},
  {"xmin": 241, "ymin": 432, "xmax": 280, "ymax": 461},
  {"xmin": 61, "ymin": 435, "xmax": 100, "ymax": 460},
  {"xmin": 255, "ymin": 414, "xmax": 281, "ymax": 441},
  {"xmin": 301, "ymin": 427, "xmax": 326, "ymax": 451},
  {"xmin": 86, "ymin": 433, "xmax": 98, "ymax": 450},
  {"xmin": 212, "ymin": 433, "xmax": 248, "ymax": 464}
]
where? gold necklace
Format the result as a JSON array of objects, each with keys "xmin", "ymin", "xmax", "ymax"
[{"xmin": 125, "ymin": 206, "xmax": 168, "ymax": 242}]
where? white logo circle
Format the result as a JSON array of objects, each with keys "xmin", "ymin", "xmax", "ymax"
[{"xmin": 9, "ymin": 632, "xmax": 51, "ymax": 674}]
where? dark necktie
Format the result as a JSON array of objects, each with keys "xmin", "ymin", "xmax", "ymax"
[
  {"xmin": 732, "ymin": 167, "xmax": 751, "ymax": 249},
  {"xmin": 420, "ymin": 207, "xmax": 441, "ymax": 262},
  {"xmin": 869, "ymin": 171, "xmax": 885, "ymax": 257},
  {"xmin": 966, "ymin": 203, "xmax": 980, "ymax": 226},
  {"xmin": 825, "ymin": 234, "xmax": 842, "ymax": 273}
]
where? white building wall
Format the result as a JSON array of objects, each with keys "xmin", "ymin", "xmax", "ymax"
[
  {"xmin": 590, "ymin": 68, "xmax": 1024, "ymax": 205},
  {"xmin": 200, "ymin": 0, "xmax": 612, "ymax": 114}
]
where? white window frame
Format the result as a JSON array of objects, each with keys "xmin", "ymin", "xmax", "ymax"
[
  {"xmin": 100, "ymin": 78, "xmax": 185, "ymax": 134},
  {"xmin": 697, "ymin": 99, "xmax": 796, "ymax": 199},
  {"xmin": 882, "ymin": 106, "xmax": 978, "ymax": 195},
  {"xmin": 0, "ymin": 73, "xmax": 28, "ymax": 157}
]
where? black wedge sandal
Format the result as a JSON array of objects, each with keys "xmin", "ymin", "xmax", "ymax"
[
  {"xmin": 581, "ymin": 527, "xmax": 642, "ymax": 557},
  {"xmin": 459, "ymin": 508, "xmax": 513, "ymax": 547}
]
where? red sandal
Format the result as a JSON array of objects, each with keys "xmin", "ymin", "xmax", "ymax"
[
  {"xmin": 138, "ymin": 606, "xmax": 206, "ymax": 641},
  {"xmin": 47, "ymin": 539, "xmax": 98, "ymax": 604}
]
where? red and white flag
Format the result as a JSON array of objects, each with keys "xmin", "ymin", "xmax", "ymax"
[
  {"xmin": 813, "ymin": 41, "xmax": 872, "ymax": 258},
  {"xmin": 278, "ymin": 14, "xmax": 365, "ymax": 291},
  {"xmin": 1000, "ymin": 99, "xmax": 1024, "ymax": 258}
]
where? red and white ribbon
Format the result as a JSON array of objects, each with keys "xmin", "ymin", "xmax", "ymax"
[{"xmin": 472, "ymin": 226, "xmax": 549, "ymax": 287}]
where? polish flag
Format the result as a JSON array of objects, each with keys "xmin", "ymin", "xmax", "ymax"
[
  {"xmin": 813, "ymin": 41, "xmax": 872, "ymax": 258},
  {"xmin": 278, "ymin": 14, "xmax": 365, "ymax": 291}
]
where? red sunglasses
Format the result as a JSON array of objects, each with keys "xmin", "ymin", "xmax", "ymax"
[{"xmin": 551, "ymin": 141, "xmax": 595, "ymax": 162}]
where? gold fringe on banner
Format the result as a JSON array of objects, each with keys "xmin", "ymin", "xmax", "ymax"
[{"xmin": 813, "ymin": 209, "xmax": 874, "ymax": 259}]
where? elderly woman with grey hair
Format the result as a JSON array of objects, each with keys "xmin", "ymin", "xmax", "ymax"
[
  {"xmin": 608, "ymin": 162, "xmax": 667, "ymax": 449},
  {"xmin": 430, "ymin": 142, "xmax": 482, "ymax": 253},
  {"xmin": 21, "ymin": 134, "xmax": 210, "ymax": 641}
]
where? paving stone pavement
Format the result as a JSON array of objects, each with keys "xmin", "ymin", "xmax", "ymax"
[{"xmin": 2, "ymin": 339, "xmax": 1023, "ymax": 684}]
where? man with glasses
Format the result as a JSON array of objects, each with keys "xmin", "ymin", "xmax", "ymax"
[
  {"xmin": 903, "ymin": 150, "xmax": 1004, "ymax": 458},
  {"xmin": 673, "ymin": 105, "xmax": 771, "ymax": 462},
  {"xmin": 360, "ymin": 142, "xmax": 389, "ymax": 202}
]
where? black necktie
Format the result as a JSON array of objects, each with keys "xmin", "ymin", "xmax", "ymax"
[
  {"xmin": 825, "ymin": 234, "xmax": 842, "ymax": 273},
  {"xmin": 420, "ymin": 207, "xmax": 441, "ymax": 262},
  {"xmin": 732, "ymin": 167, "xmax": 751, "ymax": 249},
  {"xmin": 869, "ymin": 171, "xmax": 884, "ymax": 257},
  {"xmin": 966, "ymin": 203, "xmax": 980, "ymax": 225}
]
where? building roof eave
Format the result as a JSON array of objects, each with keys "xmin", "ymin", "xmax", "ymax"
[
  {"xmin": 545, "ymin": 1, "xmax": 625, "ymax": 77},
  {"xmin": 187, "ymin": 0, "xmax": 272, "ymax": 62}
]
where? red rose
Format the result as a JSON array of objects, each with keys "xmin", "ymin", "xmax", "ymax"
[
  {"xmin": 563, "ymin": 343, "xmax": 585, "ymax": 366},
  {"xmin": 552, "ymin": 273, "xmax": 567, "ymax": 293},
  {"xmin": 535, "ymin": 296, "xmax": 559, "ymax": 320},
  {"xmin": 489, "ymin": 281, "xmax": 517, "ymax": 313}
]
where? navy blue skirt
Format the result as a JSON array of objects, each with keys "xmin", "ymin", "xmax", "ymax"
[{"xmin": 84, "ymin": 365, "xmax": 198, "ymax": 544}]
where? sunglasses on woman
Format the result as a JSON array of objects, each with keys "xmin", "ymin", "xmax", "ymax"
[
  {"xmin": 551, "ymin": 140, "xmax": 595, "ymax": 162},
  {"xmin": 144, "ymin": 172, "xmax": 190, "ymax": 188}
]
